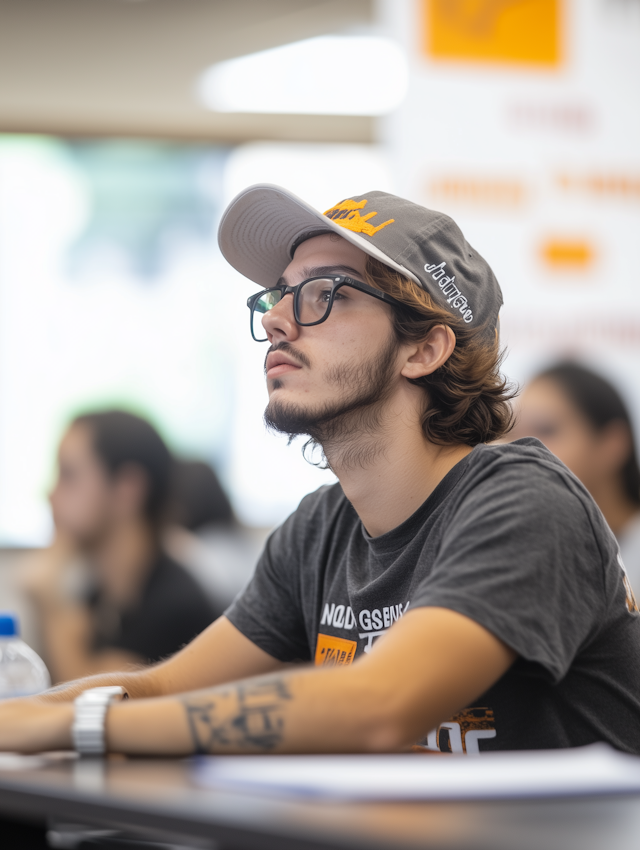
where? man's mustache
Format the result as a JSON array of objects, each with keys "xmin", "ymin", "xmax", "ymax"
[{"xmin": 264, "ymin": 342, "xmax": 311, "ymax": 375}]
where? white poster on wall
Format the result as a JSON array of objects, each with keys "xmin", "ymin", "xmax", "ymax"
[{"xmin": 378, "ymin": 0, "xmax": 640, "ymax": 425}]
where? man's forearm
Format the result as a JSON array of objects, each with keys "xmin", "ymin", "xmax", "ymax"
[
  {"xmin": 2, "ymin": 609, "xmax": 516, "ymax": 756},
  {"xmin": 105, "ymin": 666, "xmax": 399, "ymax": 756},
  {"xmin": 3, "ymin": 668, "xmax": 374, "ymax": 756},
  {"xmin": 104, "ymin": 609, "xmax": 516, "ymax": 757},
  {"xmin": 36, "ymin": 616, "xmax": 286, "ymax": 706},
  {"xmin": 182, "ymin": 676, "xmax": 296, "ymax": 753}
]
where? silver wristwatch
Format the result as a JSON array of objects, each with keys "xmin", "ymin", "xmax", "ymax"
[{"xmin": 72, "ymin": 686, "xmax": 127, "ymax": 755}]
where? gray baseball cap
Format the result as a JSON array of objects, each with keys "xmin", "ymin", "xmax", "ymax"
[{"xmin": 218, "ymin": 183, "xmax": 503, "ymax": 338}]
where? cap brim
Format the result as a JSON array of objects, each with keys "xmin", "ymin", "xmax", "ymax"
[{"xmin": 217, "ymin": 183, "xmax": 421, "ymax": 288}]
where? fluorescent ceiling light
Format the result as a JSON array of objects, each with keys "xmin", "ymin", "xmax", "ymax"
[{"xmin": 197, "ymin": 35, "xmax": 409, "ymax": 116}]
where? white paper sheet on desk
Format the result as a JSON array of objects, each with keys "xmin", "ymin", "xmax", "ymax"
[{"xmin": 192, "ymin": 743, "xmax": 640, "ymax": 801}]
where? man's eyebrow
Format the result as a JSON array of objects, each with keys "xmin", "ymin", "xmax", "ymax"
[{"xmin": 277, "ymin": 265, "xmax": 364, "ymax": 286}]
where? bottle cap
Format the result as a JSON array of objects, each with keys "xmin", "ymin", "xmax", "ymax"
[{"xmin": 0, "ymin": 613, "xmax": 18, "ymax": 636}]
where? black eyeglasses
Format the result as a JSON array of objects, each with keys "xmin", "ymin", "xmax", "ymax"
[{"xmin": 246, "ymin": 275, "xmax": 401, "ymax": 342}]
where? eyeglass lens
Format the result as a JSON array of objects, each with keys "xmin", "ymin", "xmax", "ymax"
[
  {"xmin": 251, "ymin": 289, "xmax": 282, "ymax": 341},
  {"xmin": 251, "ymin": 278, "xmax": 338, "ymax": 341},
  {"xmin": 297, "ymin": 278, "xmax": 337, "ymax": 325}
]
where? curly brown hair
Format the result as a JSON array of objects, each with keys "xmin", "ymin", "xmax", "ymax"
[{"xmin": 363, "ymin": 256, "xmax": 516, "ymax": 446}]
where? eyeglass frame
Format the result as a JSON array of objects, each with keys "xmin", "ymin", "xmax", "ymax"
[{"xmin": 246, "ymin": 275, "xmax": 402, "ymax": 342}]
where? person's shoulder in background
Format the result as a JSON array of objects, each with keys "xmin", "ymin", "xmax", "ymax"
[
  {"xmin": 147, "ymin": 550, "xmax": 220, "ymax": 620},
  {"xmin": 465, "ymin": 437, "xmax": 619, "ymax": 553},
  {"xmin": 119, "ymin": 550, "xmax": 219, "ymax": 663}
]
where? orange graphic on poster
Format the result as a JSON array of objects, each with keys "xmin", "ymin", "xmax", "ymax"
[
  {"xmin": 324, "ymin": 199, "xmax": 394, "ymax": 237},
  {"xmin": 423, "ymin": 0, "xmax": 561, "ymax": 67},
  {"xmin": 429, "ymin": 176, "xmax": 527, "ymax": 208},
  {"xmin": 315, "ymin": 634, "xmax": 357, "ymax": 667},
  {"xmin": 556, "ymin": 173, "xmax": 640, "ymax": 201},
  {"xmin": 540, "ymin": 238, "xmax": 595, "ymax": 271}
]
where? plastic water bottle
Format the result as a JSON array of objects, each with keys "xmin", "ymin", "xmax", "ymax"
[{"xmin": 0, "ymin": 613, "xmax": 51, "ymax": 698}]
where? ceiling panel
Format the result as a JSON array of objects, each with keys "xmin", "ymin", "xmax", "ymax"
[{"xmin": 0, "ymin": 0, "xmax": 374, "ymax": 141}]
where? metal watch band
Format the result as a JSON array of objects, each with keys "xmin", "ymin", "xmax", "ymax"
[{"xmin": 72, "ymin": 686, "xmax": 126, "ymax": 755}]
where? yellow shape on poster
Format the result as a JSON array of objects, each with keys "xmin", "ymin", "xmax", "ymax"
[
  {"xmin": 540, "ymin": 238, "xmax": 595, "ymax": 270},
  {"xmin": 424, "ymin": 0, "xmax": 561, "ymax": 67}
]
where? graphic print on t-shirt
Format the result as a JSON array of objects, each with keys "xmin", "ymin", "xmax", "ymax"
[
  {"xmin": 317, "ymin": 598, "xmax": 498, "ymax": 752},
  {"xmin": 315, "ymin": 634, "xmax": 357, "ymax": 666},
  {"xmin": 319, "ymin": 599, "xmax": 411, "ymax": 655},
  {"xmin": 317, "ymin": 597, "xmax": 498, "ymax": 752},
  {"xmin": 316, "ymin": 599, "xmax": 409, "ymax": 665},
  {"xmin": 417, "ymin": 707, "xmax": 497, "ymax": 754}
]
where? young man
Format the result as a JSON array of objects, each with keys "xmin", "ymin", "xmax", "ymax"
[{"xmin": 2, "ymin": 185, "xmax": 639, "ymax": 756}]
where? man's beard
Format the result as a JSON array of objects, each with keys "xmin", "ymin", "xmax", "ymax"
[{"xmin": 263, "ymin": 334, "xmax": 400, "ymax": 465}]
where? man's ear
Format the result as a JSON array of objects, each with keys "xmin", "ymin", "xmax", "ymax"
[{"xmin": 400, "ymin": 325, "xmax": 456, "ymax": 380}]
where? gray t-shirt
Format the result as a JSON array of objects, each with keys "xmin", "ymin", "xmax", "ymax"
[{"xmin": 226, "ymin": 439, "xmax": 640, "ymax": 754}]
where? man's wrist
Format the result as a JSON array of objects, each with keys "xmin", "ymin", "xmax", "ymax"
[{"xmin": 73, "ymin": 686, "xmax": 127, "ymax": 755}]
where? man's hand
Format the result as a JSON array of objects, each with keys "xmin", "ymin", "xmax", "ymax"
[
  {"xmin": 0, "ymin": 699, "xmax": 73, "ymax": 754},
  {"xmin": 0, "ymin": 617, "xmax": 285, "ymax": 751}
]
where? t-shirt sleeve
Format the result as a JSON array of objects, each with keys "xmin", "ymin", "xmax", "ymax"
[
  {"xmin": 225, "ymin": 505, "xmax": 311, "ymax": 663},
  {"xmin": 410, "ymin": 459, "xmax": 609, "ymax": 683}
]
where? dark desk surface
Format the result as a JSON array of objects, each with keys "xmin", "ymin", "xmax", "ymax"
[{"xmin": 1, "ymin": 752, "xmax": 640, "ymax": 850}]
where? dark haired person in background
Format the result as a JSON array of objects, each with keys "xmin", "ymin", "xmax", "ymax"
[
  {"xmin": 23, "ymin": 410, "xmax": 216, "ymax": 683},
  {"xmin": 165, "ymin": 460, "xmax": 265, "ymax": 609},
  {"xmin": 511, "ymin": 361, "xmax": 640, "ymax": 588},
  {"xmin": 169, "ymin": 460, "xmax": 235, "ymax": 531}
]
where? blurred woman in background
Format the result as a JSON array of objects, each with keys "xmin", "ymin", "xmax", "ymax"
[
  {"xmin": 164, "ymin": 459, "xmax": 265, "ymax": 609},
  {"xmin": 511, "ymin": 361, "xmax": 640, "ymax": 588},
  {"xmin": 22, "ymin": 410, "xmax": 217, "ymax": 683}
]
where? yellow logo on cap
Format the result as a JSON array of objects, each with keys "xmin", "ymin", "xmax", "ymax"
[{"xmin": 324, "ymin": 199, "xmax": 394, "ymax": 237}]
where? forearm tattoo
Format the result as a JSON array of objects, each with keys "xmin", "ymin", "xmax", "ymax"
[{"xmin": 183, "ymin": 678, "xmax": 292, "ymax": 754}]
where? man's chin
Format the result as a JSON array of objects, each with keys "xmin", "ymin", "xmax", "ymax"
[
  {"xmin": 264, "ymin": 397, "xmax": 320, "ymax": 439},
  {"xmin": 264, "ymin": 331, "xmax": 400, "ymax": 445}
]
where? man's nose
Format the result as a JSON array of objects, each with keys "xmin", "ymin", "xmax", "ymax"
[{"xmin": 261, "ymin": 293, "xmax": 299, "ymax": 342}]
